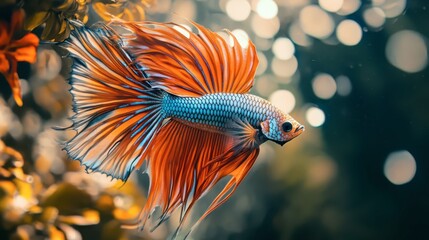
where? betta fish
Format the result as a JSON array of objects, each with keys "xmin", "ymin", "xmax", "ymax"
[{"xmin": 61, "ymin": 20, "xmax": 304, "ymax": 235}]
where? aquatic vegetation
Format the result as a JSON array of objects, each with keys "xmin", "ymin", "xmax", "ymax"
[
  {"xmin": 0, "ymin": 139, "xmax": 147, "ymax": 239},
  {"xmin": 23, "ymin": 0, "xmax": 91, "ymax": 41}
]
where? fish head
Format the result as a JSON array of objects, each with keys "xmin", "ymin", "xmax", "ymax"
[{"xmin": 260, "ymin": 114, "xmax": 304, "ymax": 146}]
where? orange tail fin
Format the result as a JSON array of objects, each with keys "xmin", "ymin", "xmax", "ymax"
[{"xmin": 62, "ymin": 23, "xmax": 165, "ymax": 181}]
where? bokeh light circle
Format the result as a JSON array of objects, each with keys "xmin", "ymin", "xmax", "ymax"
[
  {"xmin": 256, "ymin": 0, "xmax": 278, "ymax": 19},
  {"xmin": 271, "ymin": 56, "xmax": 298, "ymax": 78},
  {"xmin": 289, "ymin": 21, "xmax": 312, "ymax": 47},
  {"xmin": 272, "ymin": 37, "xmax": 295, "ymax": 60},
  {"xmin": 384, "ymin": 150, "xmax": 416, "ymax": 185},
  {"xmin": 299, "ymin": 5, "xmax": 335, "ymax": 39},
  {"xmin": 312, "ymin": 73, "xmax": 337, "ymax": 99},
  {"xmin": 318, "ymin": 0, "xmax": 343, "ymax": 12},
  {"xmin": 386, "ymin": 30, "xmax": 428, "ymax": 73},
  {"xmin": 269, "ymin": 90, "xmax": 296, "ymax": 114},
  {"xmin": 226, "ymin": 0, "xmax": 251, "ymax": 21},
  {"xmin": 363, "ymin": 7, "xmax": 386, "ymax": 28},
  {"xmin": 251, "ymin": 14, "xmax": 280, "ymax": 39},
  {"xmin": 306, "ymin": 107, "xmax": 325, "ymax": 127},
  {"xmin": 35, "ymin": 49, "xmax": 62, "ymax": 81},
  {"xmin": 231, "ymin": 29, "xmax": 250, "ymax": 48},
  {"xmin": 377, "ymin": 0, "xmax": 407, "ymax": 18},
  {"xmin": 256, "ymin": 51, "xmax": 268, "ymax": 76},
  {"xmin": 337, "ymin": 0, "xmax": 361, "ymax": 15},
  {"xmin": 255, "ymin": 75, "xmax": 277, "ymax": 97},
  {"xmin": 336, "ymin": 20, "xmax": 362, "ymax": 46},
  {"xmin": 170, "ymin": 0, "xmax": 196, "ymax": 21},
  {"xmin": 336, "ymin": 75, "xmax": 352, "ymax": 96}
]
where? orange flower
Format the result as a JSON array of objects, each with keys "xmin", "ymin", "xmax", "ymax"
[{"xmin": 0, "ymin": 9, "xmax": 39, "ymax": 106}]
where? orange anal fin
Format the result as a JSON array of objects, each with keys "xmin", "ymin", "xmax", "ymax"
[
  {"xmin": 185, "ymin": 148, "xmax": 259, "ymax": 238},
  {"xmin": 137, "ymin": 119, "xmax": 260, "ymax": 234}
]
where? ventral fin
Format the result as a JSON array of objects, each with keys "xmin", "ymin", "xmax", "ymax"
[{"xmin": 114, "ymin": 21, "xmax": 259, "ymax": 97}]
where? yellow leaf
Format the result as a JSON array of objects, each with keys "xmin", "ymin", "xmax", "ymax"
[
  {"xmin": 92, "ymin": 2, "xmax": 124, "ymax": 21},
  {"xmin": 54, "ymin": 20, "xmax": 69, "ymax": 42},
  {"xmin": 48, "ymin": 225, "xmax": 65, "ymax": 240},
  {"xmin": 24, "ymin": 11, "xmax": 49, "ymax": 31},
  {"xmin": 0, "ymin": 181, "xmax": 17, "ymax": 196},
  {"xmin": 14, "ymin": 225, "xmax": 32, "ymax": 240},
  {"xmin": 40, "ymin": 207, "xmax": 59, "ymax": 224},
  {"xmin": 82, "ymin": 209, "xmax": 100, "ymax": 224},
  {"xmin": 57, "ymin": 224, "xmax": 82, "ymax": 240},
  {"xmin": 41, "ymin": 13, "xmax": 62, "ymax": 41},
  {"xmin": 113, "ymin": 205, "xmax": 140, "ymax": 220},
  {"xmin": 58, "ymin": 209, "xmax": 100, "ymax": 225},
  {"xmin": 95, "ymin": 194, "xmax": 114, "ymax": 213},
  {"xmin": 14, "ymin": 177, "xmax": 33, "ymax": 199},
  {"xmin": 123, "ymin": 4, "xmax": 146, "ymax": 21},
  {"xmin": 41, "ymin": 183, "xmax": 92, "ymax": 215}
]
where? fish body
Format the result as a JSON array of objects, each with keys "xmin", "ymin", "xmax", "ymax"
[
  {"xmin": 62, "ymin": 21, "xmax": 304, "ymax": 235},
  {"xmin": 164, "ymin": 92, "xmax": 301, "ymax": 143}
]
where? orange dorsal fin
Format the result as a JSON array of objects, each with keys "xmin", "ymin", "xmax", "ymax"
[
  {"xmin": 114, "ymin": 21, "xmax": 259, "ymax": 97},
  {"xmin": 130, "ymin": 120, "xmax": 259, "ymax": 234}
]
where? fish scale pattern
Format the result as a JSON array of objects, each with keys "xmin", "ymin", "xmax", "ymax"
[{"xmin": 162, "ymin": 93, "xmax": 280, "ymax": 131}]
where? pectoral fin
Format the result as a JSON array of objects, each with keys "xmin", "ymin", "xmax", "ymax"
[{"xmin": 228, "ymin": 117, "xmax": 267, "ymax": 149}]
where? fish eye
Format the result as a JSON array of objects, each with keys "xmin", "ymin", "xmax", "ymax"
[{"xmin": 282, "ymin": 122, "xmax": 293, "ymax": 132}]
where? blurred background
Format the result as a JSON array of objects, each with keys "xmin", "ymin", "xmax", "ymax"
[{"xmin": 0, "ymin": 0, "xmax": 428, "ymax": 239}]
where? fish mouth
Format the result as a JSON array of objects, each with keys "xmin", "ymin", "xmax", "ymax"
[{"xmin": 295, "ymin": 124, "xmax": 305, "ymax": 133}]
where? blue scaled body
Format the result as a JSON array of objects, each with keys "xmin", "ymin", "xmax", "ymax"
[{"xmin": 162, "ymin": 93, "xmax": 281, "ymax": 132}]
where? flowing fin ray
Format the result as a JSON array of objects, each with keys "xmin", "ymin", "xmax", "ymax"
[
  {"xmin": 113, "ymin": 21, "xmax": 259, "ymax": 97},
  {"xmin": 128, "ymin": 120, "xmax": 260, "ymax": 234},
  {"xmin": 62, "ymin": 24, "xmax": 164, "ymax": 181}
]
